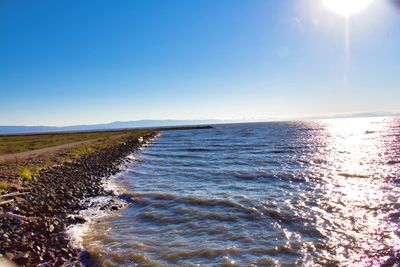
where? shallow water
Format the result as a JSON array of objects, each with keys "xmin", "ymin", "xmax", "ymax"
[{"xmin": 82, "ymin": 117, "xmax": 400, "ymax": 266}]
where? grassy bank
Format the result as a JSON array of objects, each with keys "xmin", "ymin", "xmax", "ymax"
[
  {"xmin": 0, "ymin": 129, "xmax": 151, "ymax": 156},
  {"xmin": 0, "ymin": 125, "xmax": 212, "ymax": 156},
  {"xmin": 0, "ymin": 129, "xmax": 152, "ymax": 189}
]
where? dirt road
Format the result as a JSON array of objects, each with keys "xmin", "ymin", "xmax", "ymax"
[{"xmin": 0, "ymin": 139, "xmax": 96, "ymax": 163}]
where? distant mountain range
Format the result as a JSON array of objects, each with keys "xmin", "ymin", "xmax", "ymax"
[
  {"xmin": 0, "ymin": 120, "xmax": 225, "ymax": 134},
  {"xmin": 1, "ymin": 112, "xmax": 399, "ymax": 134}
]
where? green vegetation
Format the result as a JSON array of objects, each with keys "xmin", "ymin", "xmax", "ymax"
[
  {"xmin": 0, "ymin": 129, "xmax": 150, "ymax": 156},
  {"xmin": 68, "ymin": 145, "xmax": 94, "ymax": 159},
  {"xmin": 21, "ymin": 167, "xmax": 32, "ymax": 179},
  {"xmin": 0, "ymin": 129, "xmax": 152, "ymax": 180},
  {"xmin": 0, "ymin": 181, "xmax": 8, "ymax": 192},
  {"xmin": 20, "ymin": 167, "xmax": 33, "ymax": 180},
  {"xmin": 19, "ymin": 166, "xmax": 43, "ymax": 180}
]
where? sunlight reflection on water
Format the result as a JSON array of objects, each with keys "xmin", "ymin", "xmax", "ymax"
[
  {"xmin": 296, "ymin": 118, "xmax": 400, "ymax": 265},
  {"xmin": 81, "ymin": 117, "xmax": 400, "ymax": 266}
]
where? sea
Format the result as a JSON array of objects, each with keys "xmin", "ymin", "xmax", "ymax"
[{"xmin": 72, "ymin": 117, "xmax": 400, "ymax": 266}]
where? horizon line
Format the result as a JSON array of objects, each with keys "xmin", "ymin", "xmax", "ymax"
[{"xmin": 1, "ymin": 111, "xmax": 399, "ymax": 128}]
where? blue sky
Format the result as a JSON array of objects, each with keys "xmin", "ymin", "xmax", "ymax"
[{"xmin": 0, "ymin": 0, "xmax": 399, "ymax": 126}]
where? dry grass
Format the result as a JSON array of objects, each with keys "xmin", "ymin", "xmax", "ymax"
[
  {"xmin": 0, "ymin": 129, "xmax": 150, "ymax": 156},
  {"xmin": 0, "ymin": 129, "xmax": 152, "ymax": 182},
  {"xmin": 0, "ymin": 181, "xmax": 8, "ymax": 192}
]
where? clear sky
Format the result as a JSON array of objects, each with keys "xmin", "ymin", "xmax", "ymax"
[{"xmin": 0, "ymin": 0, "xmax": 399, "ymax": 126}]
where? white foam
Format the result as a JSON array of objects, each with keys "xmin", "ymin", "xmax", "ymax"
[
  {"xmin": 66, "ymin": 135, "xmax": 159, "ymax": 249},
  {"xmin": 126, "ymin": 154, "xmax": 136, "ymax": 160},
  {"xmin": 102, "ymin": 174, "xmax": 126, "ymax": 195},
  {"xmin": 66, "ymin": 196, "xmax": 114, "ymax": 249},
  {"xmin": 66, "ymin": 175, "xmax": 130, "ymax": 248},
  {"xmin": 66, "ymin": 219, "xmax": 90, "ymax": 249}
]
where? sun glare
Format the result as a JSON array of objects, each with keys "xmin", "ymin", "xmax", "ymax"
[{"xmin": 323, "ymin": 0, "xmax": 374, "ymax": 16}]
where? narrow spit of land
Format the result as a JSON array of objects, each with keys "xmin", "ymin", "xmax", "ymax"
[
  {"xmin": 0, "ymin": 129, "xmax": 151, "ymax": 182},
  {"xmin": 0, "ymin": 140, "xmax": 97, "ymax": 163},
  {"xmin": 0, "ymin": 125, "xmax": 212, "ymax": 266}
]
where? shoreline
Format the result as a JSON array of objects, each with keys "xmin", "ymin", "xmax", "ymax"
[
  {"xmin": 0, "ymin": 131, "xmax": 159, "ymax": 266},
  {"xmin": 66, "ymin": 135, "xmax": 158, "ymax": 252}
]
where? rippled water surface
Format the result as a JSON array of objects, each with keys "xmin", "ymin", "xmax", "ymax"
[{"xmin": 83, "ymin": 117, "xmax": 400, "ymax": 266}]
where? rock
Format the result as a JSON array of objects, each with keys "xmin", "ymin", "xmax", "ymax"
[
  {"xmin": 71, "ymin": 216, "xmax": 86, "ymax": 224},
  {"xmin": 0, "ymin": 132, "xmax": 158, "ymax": 266},
  {"xmin": 11, "ymin": 218, "xmax": 21, "ymax": 226},
  {"xmin": 111, "ymin": 205, "xmax": 120, "ymax": 211},
  {"xmin": 12, "ymin": 252, "xmax": 30, "ymax": 265}
]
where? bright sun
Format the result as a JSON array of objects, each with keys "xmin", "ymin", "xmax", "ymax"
[{"xmin": 323, "ymin": 0, "xmax": 374, "ymax": 16}]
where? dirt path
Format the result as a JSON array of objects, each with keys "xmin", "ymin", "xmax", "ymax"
[{"xmin": 0, "ymin": 139, "xmax": 97, "ymax": 163}]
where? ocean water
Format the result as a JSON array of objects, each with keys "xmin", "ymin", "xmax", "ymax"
[{"xmin": 81, "ymin": 117, "xmax": 400, "ymax": 266}]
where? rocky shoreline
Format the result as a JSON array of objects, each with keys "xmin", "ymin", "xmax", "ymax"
[{"xmin": 0, "ymin": 131, "xmax": 158, "ymax": 266}]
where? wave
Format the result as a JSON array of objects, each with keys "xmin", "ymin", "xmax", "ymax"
[
  {"xmin": 102, "ymin": 173, "xmax": 128, "ymax": 195},
  {"xmin": 231, "ymin": 170, "xmax": 302, "ymax": 182},
  {"xmin": 76, "ymin": 118, "xmax": 400, "ymax": 266},
  {"xmin": 163, "ymin": 247, "xmax": 241, "ymax": 263},
  {"xmin": 66, "ymin": 151, "xmax": 140, "ymax": 249},
  {"xmin": 123, "ymin": 191, "xmax": 265, "ymax": 221},
  {"xmin": 138, "ymin": 212, "xmax": 194, "ymax": 224},
  {"xmin": 66, "ymin": 195, "xmax": 125, "ymax": 249},
  {"xmin": 142, "ymin": 151, "xmax": 205, "ymax": 159},
  {"xmin": 338, "ymin": 173, "xmax": 370, "ymax": 178}
]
